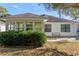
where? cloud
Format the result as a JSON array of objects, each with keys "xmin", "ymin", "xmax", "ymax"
[{"xmin": 12, "ymin": 5, "xmax": 22, "ymax": 9}]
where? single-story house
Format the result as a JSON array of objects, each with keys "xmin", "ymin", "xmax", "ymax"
[
  {"xmin": 0, "ymin": 18, "xmax": 5, "ymax": 32},
  {"xmin": 2, "ymin": 13, "xmax": 78, "ymax": 37}
]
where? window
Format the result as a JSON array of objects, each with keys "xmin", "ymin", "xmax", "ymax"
[
  {"xmin": 77, "ymin": 28, "xmax": 79, "ymax": 32},
  {"xmin": 35, "ymin": 22, "xmax": 42, "ymax": 31},
  {"xmin": 17, "ymin": 22, "xmax": 24, "ymax": 31},
  {"xmin": 44, "ymin": 24, "xmax": 51, "ymax": 32},
  {"xmin": 26, "ymin": 24, "xmax": 32, "ymax": 31},
  {"xmin": 10, "ymin": 25, "xmax": 14, "ymax": 30},
  {"xmin": 61, "ymin": 24, "xmax": 70, "ymax": 32},
  {"xmin": 8, "ymin": 24, "xmax": 14, "ymax": 31}
]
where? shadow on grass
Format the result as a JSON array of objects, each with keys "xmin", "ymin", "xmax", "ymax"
[
  {"xmin": 0, "ymin": 45, "xmax": 74, "ymax": 56},
  {"xmin": 0, "ymin": 45, "xmax": 40, "ymax": 53},
  {"xmin": 0, "ymin": 47, "xmax": 74, "ymax": 56},
  {"xmin": 31, "ymin": 48, "xmax": 73, "ymax": 56}
]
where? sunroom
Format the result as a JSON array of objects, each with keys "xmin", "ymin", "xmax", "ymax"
[{"xmin": 5, "ymin": 17, "xmax": 46, "ymax": 32}]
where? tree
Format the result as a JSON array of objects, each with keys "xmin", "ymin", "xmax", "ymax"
[
  {"xmin": 0, "ymin": 6, "xmax": 9, "ymax": 17},
  {"xmin": 41, "ymin": 3, "xmax": 79, "ymax": 21},
  {"xmin": 41, "ymin": 3, "xmax": 66, "ymax": 18}
]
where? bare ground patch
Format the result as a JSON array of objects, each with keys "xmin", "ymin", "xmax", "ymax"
[{"xmin": 0, "ymin": 41, "xmax": 79, "ymax": 56}]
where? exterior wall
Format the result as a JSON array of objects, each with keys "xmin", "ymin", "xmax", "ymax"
[
  {"xmin": 5, "ymin": 18, "xmax": 78, "ymax": 37},
  {"xmin": 5, "ymin": 18, "xmax": 45, "ymax": 32},
  {"xmin": 44, "ymin": 22, "xmax": 77, "ymax": 36},
  {"xmin": 0, "ymin": 21, "xmax": 5, "ymax": 32}
]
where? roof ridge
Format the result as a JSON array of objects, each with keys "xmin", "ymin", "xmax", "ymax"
[
  {"xmin": 40, "ymin": 14, "xmax": 71, "ymax": 21},
  {"xmin": 2, "ymin": 13, "xmax": 75, "ymax": 23},
  {"xmin": 12, "ymin": 13, "xmax": 40, "ymax": 16}
]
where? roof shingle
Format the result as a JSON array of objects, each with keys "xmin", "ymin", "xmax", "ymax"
[{"xmin": 3, "ymin": 13, "xmax": 75, "ymax": 23}]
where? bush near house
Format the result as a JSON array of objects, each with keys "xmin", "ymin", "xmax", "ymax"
[{"xmin": 0, "ymin": 31, "xmax": 47, "ymax": 46}]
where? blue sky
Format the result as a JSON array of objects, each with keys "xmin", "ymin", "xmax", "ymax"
[{"xmin": 0, "ymin": 3, "xmax": 70, "ymax": 19}]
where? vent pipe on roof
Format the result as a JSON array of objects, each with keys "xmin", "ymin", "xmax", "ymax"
[{"xmin": 41, "ymin": 14, "xmax": 49, "ymax": 18}]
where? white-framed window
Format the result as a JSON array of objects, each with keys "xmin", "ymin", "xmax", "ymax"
[
  {"xmin": 17, "ymin": 22, "xmax": 24, "ymax": 31},
  {"xmin": 26, "ymin": 24, "xmax": 33, "ymax": 31},
  {"xmin": 8, "ymin": 24, "xmax": 14, "ymax": 31},
  {"xmin": 44, "ymin": 24, "xmax": 51, "ymax": 32},
  {"xmin": 61, "ymin": 24, "xmax": 70, "ymax": 32},
  {"xmin": 35, "ymin": 22, "xmax": 42, "ymax": 31}
]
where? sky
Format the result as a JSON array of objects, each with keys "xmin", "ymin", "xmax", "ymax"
[{"xmin": 0, "ymin": 3, "xmax": 70, "ymax": 19}]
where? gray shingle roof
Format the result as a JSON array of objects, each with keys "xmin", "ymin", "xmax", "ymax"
[
  {"xmin": 4, "ymin": 13, "xmax": 43, "ymax": 18},
  {"xmin": 3, "ymin": 13, "xmax": 75, "ymax": 23},
  {"xmin": 43, "ymin": 15, "xmax": 74, "ymax": 22},
  {"xmin": 40, "ymin": 14, "xmax": 76, "ymax": 23}
]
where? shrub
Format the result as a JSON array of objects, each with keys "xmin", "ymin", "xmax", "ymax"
[{"xmin": 0, "ymin": 31, "xmax": 47, "ymax": 46}]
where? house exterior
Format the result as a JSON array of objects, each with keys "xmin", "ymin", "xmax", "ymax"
[
  {"xmin": 3, "ymin": 13, "xmax": 78, "ymax": 37},
  {"xmin": 0, "ymin": 18, "xmax": 5, "ymax": 32}
]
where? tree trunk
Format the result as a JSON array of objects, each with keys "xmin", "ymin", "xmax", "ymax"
[{"xmin": 58, "ymin": 9, "xmax": 62, "ymax": 19}]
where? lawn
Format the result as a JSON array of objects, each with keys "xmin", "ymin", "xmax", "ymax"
[{"xmin": 0, "ymin": 41, "xmax": 79, "ymax": 56}]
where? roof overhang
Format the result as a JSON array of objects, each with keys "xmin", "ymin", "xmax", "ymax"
[{"xmin": 0, "ymin": 18, "xmax": 6, "ymax": 22}]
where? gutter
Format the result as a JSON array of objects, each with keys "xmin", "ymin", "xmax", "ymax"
[{"xmin": 0, "ymin": 18, "xmax": 6, "ymax": 22}]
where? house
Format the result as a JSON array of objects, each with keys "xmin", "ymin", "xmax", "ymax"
[
  {"xmin": 77, "ymin": 23, "xmax": 79, "ymax": 35},
  {"xmin": 0, "ymin": 18, "xmax": 5, "ymax": 32},
  {"xmin": 3, "ymin": 13, "xmax": 78, "ymax": 37}
]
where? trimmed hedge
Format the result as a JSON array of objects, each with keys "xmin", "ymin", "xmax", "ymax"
[{"xmin": 0, "ymin": 31, "xmax": 47, "ymax": 46}]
